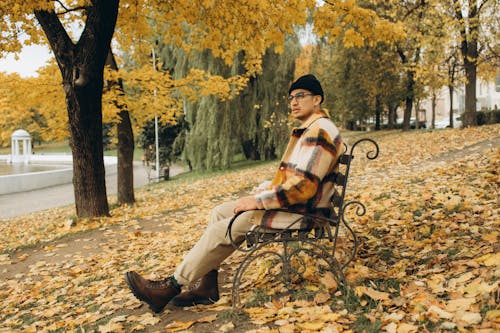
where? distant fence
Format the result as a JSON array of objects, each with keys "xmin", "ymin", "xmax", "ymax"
[{"xmin": 0, "ymin": 155, "xmax": 117, "ymax": 195}]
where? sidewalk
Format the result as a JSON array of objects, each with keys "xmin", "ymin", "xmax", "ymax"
[{"xmin": 0, "ymin": 162, "xmax": 184, "ymax": 220}]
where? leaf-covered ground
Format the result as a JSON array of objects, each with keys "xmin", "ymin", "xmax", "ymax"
[{"xmin": 0, "ymin": 125, "xmax": 498, "ymax": 332}]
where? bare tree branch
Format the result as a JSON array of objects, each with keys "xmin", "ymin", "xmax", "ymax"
[{"xmin": 54, "ymin": 0, "xmax": 88, "ymax": 15}]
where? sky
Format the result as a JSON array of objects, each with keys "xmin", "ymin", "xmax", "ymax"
[{"xmin": 0, "ymin": 44, "xmax": 52, "ymax": 78}]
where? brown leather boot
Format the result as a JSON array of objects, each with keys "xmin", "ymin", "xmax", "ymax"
[
  {"xmin": 172, "ymin": 269, "xmax": 219, "ymax": 307},
  {"xmin": 125, "ymin": 271, "xmax": 181, "ymax": 313}
]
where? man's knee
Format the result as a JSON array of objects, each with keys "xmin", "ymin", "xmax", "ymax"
[{"xmin": 211, "ymin": 201, "xmax": 237, "ymax": 223}]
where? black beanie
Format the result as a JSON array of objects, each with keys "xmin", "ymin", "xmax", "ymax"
[{"xmin": 288, "ymin": 74, "xmax": 324, "ymax": 103}]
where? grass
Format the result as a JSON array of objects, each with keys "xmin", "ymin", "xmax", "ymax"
[
  {"xmin": 166, "ymin": 159, "xmax": 275, "ymax": 185},
  {"xmin": 103, "ymin": 147, "xmax": 145, "ymax": 161},
  {"xmin": 247, "ymin": 288, "xmax": 273, "ymax": 307},
  {"xmin": 353, "ymin": 315, "xmax": 382, "ymax": 333},
  {"xmin": 219, "ymin": 308, "xmax": 249, "ymax": 323}
]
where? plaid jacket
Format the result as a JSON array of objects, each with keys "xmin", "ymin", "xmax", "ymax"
[{"xmin": 254, "ymin": 111, "xmax": 343, "ymax": 229}]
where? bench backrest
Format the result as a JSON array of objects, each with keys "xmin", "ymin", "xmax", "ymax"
[{"xmin": 328, "ymin": 138, "xmax": 379, "ymax": 225}]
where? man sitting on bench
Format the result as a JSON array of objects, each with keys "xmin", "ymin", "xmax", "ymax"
[{"xmin": 125, "ymin": 74, "xmax": 343, "ymax": 313}]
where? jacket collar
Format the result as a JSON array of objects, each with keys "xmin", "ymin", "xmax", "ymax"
[{"xmin": 292, "ymin": 110, "xmax": 329, "ymax": 135}]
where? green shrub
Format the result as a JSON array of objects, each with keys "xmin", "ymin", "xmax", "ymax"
[{"xmin": 476, "ymin": 109, "xmax": 500, "ymax": 125}]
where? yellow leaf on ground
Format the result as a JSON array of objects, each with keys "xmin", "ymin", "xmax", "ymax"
[
  {"xmin": 396, "ymin": 323, "xmax": 418, "ymax": 333},
  {"xmin": 356, "ymin": 286, "xmax": 390, "ymax": 301},
  {"xmin": 98, "ymin": 322, "xmax": 124, "ymax": 333},
  {"xmin": 319, "ymin": 312, "xmax": 340, "ymax": 322},
  {"xmin": 110, "ymin": 315, "xmax": 128, "ymax": 323},
  {"xmin": 314, "ymin": 291, "xmax": 331, "ymax": 304},
  {"xmin": 456, "ymin": 312, "xmax": 482, "ymax": 325},
  {"xmin": 427, "ymin": 305, "xmax": 454, "ymax": 320},
  {"xmin": 446, "ymin": 298, "xmax": 476, "ymax": 312},
  {"xmin": 483, "ymin": 252, "xmax": 500, "ymax": 267},
  {"xmin": 165, "ymin": 320, "xmax": 195, "ymax": 332},
  {"xmin": 138, "ymin": 312, "xmax": 160, "ymax": 326},
  {"xmin": 453, "ymin": 271, "xmax": 474, "ymax": 284},
  {"xmin": 485, "ymin": 309, "xmax": 500, "ymax": 323},
  {"xmin": 384, "ymin": 312, "xmax": 404, "ymax": 322},
  {"xmin": 274, "ymin": 319, "xmax": 289, "ymax": 326},
  {"xmin": 219, "ymin": 322, "xmax": 235, "ymax": 332},
  {"xmin": 481, "ymin": 232, "xmax": 498, "ymax": 243},
  {"xmin": 278, "ymin": 323, "xmax": 296, "ymax": 333},
  {"xmin": 464, "ymin": 281, "xmax": 498, "ymax": 297},
  {"xmin": 129, "ymin": 324, "xmax": 145, "ymax": 332},
  {"xmin": 298, "ymin": 321, "xmax": 325, "ymax": 331},
  {"xmin": 320, "ymin": 271, "xmax": 339, "ymax": 290},
  {"xmin": 384, "ymin": 322, "xmax": 397, "ymax": 333}
]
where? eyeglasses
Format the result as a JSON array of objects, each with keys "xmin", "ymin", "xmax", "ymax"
[{"xmin": 287, "ymin": 92, "xmax": 314, "ymax": 102}]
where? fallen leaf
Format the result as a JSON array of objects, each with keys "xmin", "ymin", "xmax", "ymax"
[
  {"xmin": 298, "ymin": 321, "xmax": 325, "ymax": 330},
  {"xmin": 446, "ymin": 298, "xmax": 476, "ymax": 312},
  {"xmin": 384, "ymin": 322, "xmax": 397, "ymax": 333},
  {"xmin": 440, "ymin": 322, "xmax": 456, "ymax": 330},
  {"xmin": 481, "ymin": 232, "xmax": 498, "ymax": 243},
  {"xmin": 165, "ymin": 320, "xmax": 195, "ymax": 332},
  {"xmin": 320, "ymin": 271, "xmax": 339, "ymax": 290},
  {"xmin": 314, "ymin": 292, "xmax": 331, "ymax": 304},
  {"xmin": 384, "ymin": 312, "xmax": 405, "ymax": 322},
  {"xmin": 356, "ymin": 286, "xmax": 390, "ymax": 301},
  {"xmin": 274, "ymin": 319, "xmax": 289, "ymax": 326},
  {"xmin": 485, "ymin": 309, "xmax": 500, "ymax": 323},
  {"xmin": 98, "ymin": 322, "xmax": 124, "ymax": 333},
  {"xmin": 138, "ymin": 312, "xmax": 160, "ymax": 326},
  {"xmin": 463, "ymin": 280, "xmax": 498, "ymax": 297},
  {"xmin": 319, "ymin": 312, "xmax": 340, "ymax": 322},
  {"xmin": 219, "ymin": 321, "xmax": 235, "ymax": 332},
  {"xmin": 427, "ymin": 305, "xmax": 453, "ymax": 320},
  {"xmin": 457, "ymin": 312, "xmax": 482, "ymax": 325},
  {"xmin": 278, "ymin": 323, "xmax": 296, "ymax": 333},
  {"xmin": 396, "ymin": 323, "xmax": 418, "ymax": 333},
  {"xmin": 110, "ymin": 315, "xmax": 128, "ymax": 323},
  {"xmin": 482, "ymin": 252, "xmax": 500, "ymax": 267}
]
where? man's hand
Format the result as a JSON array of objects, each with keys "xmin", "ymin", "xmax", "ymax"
[{"xmin": 233, "ymin": 196, "xmax": 259, "ymax": 214}]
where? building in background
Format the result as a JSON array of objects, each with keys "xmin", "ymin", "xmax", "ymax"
[{"xmin": 410, "ymin": 73, "xmax": 500, "ymax": 129}]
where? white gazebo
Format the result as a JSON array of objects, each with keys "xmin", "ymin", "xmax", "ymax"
[{"xmin": 10, "ymin": 129, "xmax": 32, "ymax": 164}]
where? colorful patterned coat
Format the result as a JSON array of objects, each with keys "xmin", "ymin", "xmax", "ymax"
[{"xmin": 254, "ymin": 111, "xmax": 343, "ymax": 229}]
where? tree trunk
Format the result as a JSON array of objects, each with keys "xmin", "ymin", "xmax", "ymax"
[
  {"xmin": 457, "ymin": 0, "xmax": 479, "ymax": 127},
  {"xmin": 462, "ymin": 59, "xmax": 477, "ymax": 126},
  {"xmin": 398, "ymin": 47, "xmax": 419, "ymax": 132},
  {"xmin": 105, "ymin": 50, "xmax": 135, "ymax": 204},
  {"xmin": 449, "ymin": 85, "xmax": 454, "ymax": 128},
  {"xmin": 242, "ymin": 140, "xmax": 260, "ymax": 160},
  {"xmin": 68, "ymin": 79, "xmax": 110, "ymax": 217},
  {"xmin": 375, "ymin": 95, "xmax": 382, "ymax": 131},
  {"xmin": 431, "ymin": 92, "xmax": 436, "ymax": 129},
  {"xmin": 402, "ymin": 70, "xmax": 414, "ymax": 131},
  {"xmin": 387, "ymin": 104, "xmax": 397, "ymax": 129},
  {"xmin": 415, "ymin": 100, "xmax": 420, "ymax": 130},
  {"xmin": 117, "ymin": 111, "xmax": 135, "ymax": 203},
  {"xmin": 35, "ymin": 1, "xmax": 119, "ymax": 218}
]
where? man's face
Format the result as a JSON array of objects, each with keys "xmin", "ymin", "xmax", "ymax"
[{"xmin": 288, "ymin": 89, "xmax": 321, "ymax": 122}]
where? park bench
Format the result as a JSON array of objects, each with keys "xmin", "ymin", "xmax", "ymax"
[{"xmin": 227, "ymin": 138, "xmax": 379, "ymax": 308}]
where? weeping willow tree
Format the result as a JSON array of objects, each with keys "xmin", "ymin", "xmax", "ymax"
[{"xmin": 159, "ymin": 36, "xmax": 300, "ymax": 170}]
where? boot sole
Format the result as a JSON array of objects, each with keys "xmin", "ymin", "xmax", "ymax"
[{"xmin": 124, "ymin": 272, "xmax": 164, "ymax": 313}]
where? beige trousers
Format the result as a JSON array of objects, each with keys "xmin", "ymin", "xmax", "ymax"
[{"xmin": 173, "ymin": 200, "xmax": 301, "ymax": 286}]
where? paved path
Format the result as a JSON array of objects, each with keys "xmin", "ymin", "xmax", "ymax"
[{"xmin": 0, "ymin": 162, "xmax": 184, "ymax": 220}]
